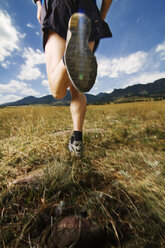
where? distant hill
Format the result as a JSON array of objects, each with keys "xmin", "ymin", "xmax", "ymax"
[
  {"xmin": 97, "ymin": 78, "xmax": 165, "ymax": 103},
  {"xmin": 1, "ymin": 78, "xmax": 165, "ymax": 107}
]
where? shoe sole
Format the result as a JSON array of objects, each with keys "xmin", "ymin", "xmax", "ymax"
[{"xmin": 65, "ymin": 13, "xmax": 98, "ymax": 93}]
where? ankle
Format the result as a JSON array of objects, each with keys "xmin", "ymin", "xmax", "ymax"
[{"xmin": 71, "ymin": 131, "xmax": 83, "ymax": 143}]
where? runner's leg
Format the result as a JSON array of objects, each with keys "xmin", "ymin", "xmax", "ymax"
[
  {"xmin": 45, "ymin": 30, "xmax": 94, "ymax": 133},
  {"xmin": 45, "ymin": 31, "xmax": 70, "ymax": 99},
  {"xmin": 69, "ymin": 41, "xmax": 95, "ymax": 132}
]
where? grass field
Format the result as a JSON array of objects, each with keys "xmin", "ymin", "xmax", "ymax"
[{"xmin": 0, "ymin": 101, "xmax": 165, "ymax": 247}]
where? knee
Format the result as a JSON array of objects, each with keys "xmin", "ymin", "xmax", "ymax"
[
  {"xmin": 70, "ymin": 85, "xmax": 84, "ymax": 100},
  {"xmin": 71, "ymin": 87, "xmax": 87, "ymax": 103},
  {"xmin": 51, "ymin": 87, "xmax": 67, "ymax": 100},
  {"xmin": 70, "ymin": 86, "xmax": 87, "ymax": 110},
  {"xmin": 52, "ymin": 91, "xmax": 67, "ymax": 100}
]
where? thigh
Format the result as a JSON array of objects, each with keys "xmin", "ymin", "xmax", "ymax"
[
  {"xmin": 45, "ymin": 31, "xmax": 95, "ymax": 76},
  {"xmin": 45, "ymin": 31, "xmax": 66, "ymax": 75}
]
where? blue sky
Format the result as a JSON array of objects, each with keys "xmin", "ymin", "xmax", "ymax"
[{"xmin": 0, "ymin": 0, "xmax": 165, "ymax": 104}]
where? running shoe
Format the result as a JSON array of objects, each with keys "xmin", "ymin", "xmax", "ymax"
[
  {"xmin": 69, "ymin": 139, "xmax": 83, "ymax": 157},
  {"xmin": 64, "ymin": 13, "xmax": 98, "ymax": 93}
]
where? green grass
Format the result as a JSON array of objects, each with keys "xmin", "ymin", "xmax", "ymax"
[{"xmin": 0, "ymin": 101, "xmax": 165, "ymax": 247}]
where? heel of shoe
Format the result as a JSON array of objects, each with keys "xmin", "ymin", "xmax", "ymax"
[
  {"xmin": 69, "ymin": 13, "xmax": 91, "ymax": 35},
  {"xmin": 69, "ymin": 13, "xmax": 79, "ymax": 31}
]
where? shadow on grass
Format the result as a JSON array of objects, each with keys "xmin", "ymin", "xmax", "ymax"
[{"xmin": 1, "ymin": 155, "xmax": 165, "ymax": 247}]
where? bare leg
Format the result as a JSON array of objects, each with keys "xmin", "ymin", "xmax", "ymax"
[
  {"xmin": 45, "ymin": 31, "xmax": 70, "ymax": 99},
  {"xmin": 69, "ymin": 86, "xmax": 87, "ymax": 131},
  {"xmin": 45, "ymin": 30, "xmax": 95, "ymax": 133},
  {"xmin": 69, "ymin": 41, "xmax": 95, "ymax": 132}
]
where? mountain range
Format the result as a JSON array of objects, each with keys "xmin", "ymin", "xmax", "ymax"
[{"xmin": 1, "ymin": 78, "xmax": 165, "ymax": 107}]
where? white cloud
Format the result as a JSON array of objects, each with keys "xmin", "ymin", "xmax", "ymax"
[
  {"xmin": 27, "ymin": 23, "xmax": 35, "ymax": 29},
  {"xmin": 95, "ymin": 40, "xmax": 165, "ymax": 94},
  {"xmin": 18, "ymin": 47, "xmax": 45, "ymax": 81},
  {"xmin": 156, "ymin": 41, "xmax": 165, "ymax": 52},
  {"xmin": 1, "ymin": 60, "xmax": 11, "ymax": 69},
  {"xmin": 98, "ymin": 51, "xmax": 148, "ymax": 78},
  {"xmin": 0, "ymin": 80, "xmax": 26, "ymax": 93},
  {"xmin": 41, "ymin": 79, "xmax": 51, "ymax": 93},
  {"xmin": 22, "ymin": 47, "xmax": 45, "ymax": 67},
  {"xmin": 19, "ymin": 33, "xmax": 26, "ymax": 39},
  {"xmin": 20, "ymin": 87, "xmax": 40, "ymax": 96},
  {"xmin": 124, "ymin": 71, "xmax": 165, "ymax": 88},
  {"xmin": 19, "ymin": 64, "xmax": 43, "ymax": 81},
  {"xmin": 0, "ymin": 10, "xmax": 24, "ymax": 64},
  {"xmin": 0, "ymin": 94, "xmax": 22, "ymax": 104},
  {"xmin": 105, "ymin": 89, "xmax": 113, "ymax": 94},
  {"xmin": 0, "ymin": 80, "xmax": 39, "ymax": 96},
  {"xmin": 42, "ymin": 79, "xmax": 49, "ymax": 87},
  {"xmin": 156, "ymin": 41, "xmax": 165, "ymax": 60}
]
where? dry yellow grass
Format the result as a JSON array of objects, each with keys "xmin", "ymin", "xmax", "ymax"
[{"xmin": 0, "ymin": 101, "xmax": 165, "ymax": 247}]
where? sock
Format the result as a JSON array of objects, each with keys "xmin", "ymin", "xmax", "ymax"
[
  {"xmin": 74, "ymin": 131, "xmax": 82, "ymax": 141},
  {"xmin": 71, "ymin": 131, "xmax": 82, "ymax": 143}
]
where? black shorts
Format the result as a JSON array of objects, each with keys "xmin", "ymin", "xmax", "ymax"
[{"xmin": 41, "ymin": 0, "xmax": 112, "ymax": 52}]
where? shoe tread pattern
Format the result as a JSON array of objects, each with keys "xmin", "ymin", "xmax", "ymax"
[{"xmin": 65, "ymin": 13, "xmax": 97, "ymax": 92}]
